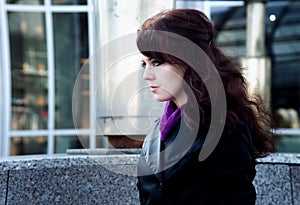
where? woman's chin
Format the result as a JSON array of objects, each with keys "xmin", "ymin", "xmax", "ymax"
[
  {"xmin": 154, "ymin": 96, "xmax": 168, "ymax": 102},
  {"xmin": 153, "ymin": 94, "xmax": 173, "ymax": 103}
]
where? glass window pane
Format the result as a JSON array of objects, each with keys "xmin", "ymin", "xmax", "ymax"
[
  {"xmin": 268, "ymin": 1, "xmax": 300, "ymax": 129},
  {"xmin": 52, "ymin": 0, "xmax": 87, "ymax": 5},
  {"xmin": 72, "ymin": 65, "xmax": 90, "ymax": 129},
  {"xmin": 6, "ymin": 0, "xmax": 44, "ymax": 5},
  {"xmin": 211, "ymin": 6, "xmax": 246, "ymax": 57},
  {"xmin": 10, "ymin": 136, "xmax": 47, "ymax": 155},
  {"xmin": 9, "ymin": 12, "xmax": 48, "ymax": 130},
  {"xmin": 96, "ymin": 135, "xmax": 110, "ymax": 148},
  {"xmin": 53, "ymin": 13, "xmax": 89, "ymax": 129},
  {"xmin": 55, "ymin": 135, "xmax": 88, "ymax": 153},
  {"xmin": 274, "ymin": 134, "xmax": 300, "ymax": 153}
]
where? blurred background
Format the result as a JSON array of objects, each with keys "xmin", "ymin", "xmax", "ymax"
[{"xmin": 0, "ymin": 0, "xmax": 299, "ymax": 156}]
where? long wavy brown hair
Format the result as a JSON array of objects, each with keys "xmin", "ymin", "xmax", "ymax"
[{"xmin": 136, "ymin": 9, "xmax": 274, "ymax": 157}]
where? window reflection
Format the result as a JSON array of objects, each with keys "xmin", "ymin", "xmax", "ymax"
[
  {"xmin": 52, "ymin": 0, "xmax": 87, "ymax": 5},
  {"xmin": 10, "ymin": 136, "xmax": 47, "ymax": 155},
  {"xmin": 211, "ymin": 2, "xmax": 300, "ymax": 154},
  {"xmin": 6, "ymin": 0, "xmax": 44, "ymax": 5},
  {"xmin": 55, "ymin": 135, "xmax": 88, "ymax": 153},
  {"xmin": 9, "ymin": 12, "xmax": 48, "ymax": 130},
  {"xmin": 275, "ymin": 134, "xmax": 300, "ymax": 153},
  {"xmin": 269, "ymin": 2, "xmax": 300, "ymax": 129},
  {"xmin": 211, "ymin": 6, "xmax": 246, "ymax": 57},
  {"xmin": 274, "ymin": 108, "xmax": 300, "ymax": 129},
  {"xmin": 53, "ymin": 13, "xmax": 89, "ymax": 129},
  {"xmin": 211, "ymin": 3, "xmax": 300, "ymax": 129}
]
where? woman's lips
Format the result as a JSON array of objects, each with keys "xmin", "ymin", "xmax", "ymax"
[{"xmin": 150, "ymin": 85, "xmax": 159, "ymax": 92}]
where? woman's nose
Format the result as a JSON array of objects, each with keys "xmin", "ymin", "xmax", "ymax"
[{"xmin": 143, "ymin": 67, "xmax": 155, "ymax": 81}]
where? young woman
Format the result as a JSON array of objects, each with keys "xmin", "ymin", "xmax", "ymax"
[{"xmin": 136, "ymin": 9, "xmax": 274, "ymax": 205}]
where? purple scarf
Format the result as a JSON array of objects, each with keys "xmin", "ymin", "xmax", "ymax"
[{"xmin": 159, "ymin": 101, "xmax": 183, "ymax": 141}]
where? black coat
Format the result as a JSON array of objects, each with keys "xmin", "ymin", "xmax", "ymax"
[{"xmin": 137, "ymin": 119, "xmax": 257, "ymax": 205}]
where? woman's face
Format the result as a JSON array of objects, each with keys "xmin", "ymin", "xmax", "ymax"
[{"xmin": 141, "ymin": 55, "xmax": 187, "ymax": 106}]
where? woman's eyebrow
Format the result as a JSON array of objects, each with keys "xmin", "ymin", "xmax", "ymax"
[{"xmin": 142, "ymin": 57, "xmax": 155, "ymax": 62}]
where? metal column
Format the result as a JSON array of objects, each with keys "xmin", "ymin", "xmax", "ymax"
[
  {"xmin": 244, "ymin": 0, "xmax": 271, "ymax": 104},
  {"xmin": 93, "ymin": 1, "xmax": 175, "ymax": 139}
]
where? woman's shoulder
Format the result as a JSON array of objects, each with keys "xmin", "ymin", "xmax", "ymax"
[{"xmin": 208, "ymin": 120, "xmax": 255, "ymax": 167}]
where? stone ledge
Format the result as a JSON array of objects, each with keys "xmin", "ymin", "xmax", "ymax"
[
  {"xmin": 256, "ymin": 152, "xmax": 300, "ymax": 165},
  {"xmin": 0, "ymin": 153, "xmax": 299, "ymax": 205},
  {"xmin": 0, "ymin": 154, "xmax": 139, "ymax": 172}
]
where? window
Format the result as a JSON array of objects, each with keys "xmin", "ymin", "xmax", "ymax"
[
  {"xmin": 0, "ymin": 0, "xmax": 95, "ymax": 156},
  {"xmin": 210, "ymin": 1, "xmax": 300, "ymax": 153},
  {"xmin": 267, "ymin": 1, "xmax": 300, "ymax": 152}
]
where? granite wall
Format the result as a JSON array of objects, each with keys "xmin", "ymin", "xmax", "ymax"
[
  {"xmin": 0, "ymin": 153, "xmax": 299, "ymax": 205},
  {"xmin": 0, "ymin": 171, "xmax": 7, "ymax": 205}
]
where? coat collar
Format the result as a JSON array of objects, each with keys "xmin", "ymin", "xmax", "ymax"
[{"xmin": 141, "ymin": 119, "xmax": 199, "ymax": 175}]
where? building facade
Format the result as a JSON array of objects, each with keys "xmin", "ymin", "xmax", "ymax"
[{"xmin": 0, "ymin": 0, "xmax": 299, "ymax": 156}]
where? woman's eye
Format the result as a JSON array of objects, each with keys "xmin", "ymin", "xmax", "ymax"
[
  {"xmin": 152, "ymin": 60, "xmax": 161, "ymax": 67},
  {"xmin": 141, "ymin": 61, "xmax": 146, "ymax": 69}
]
